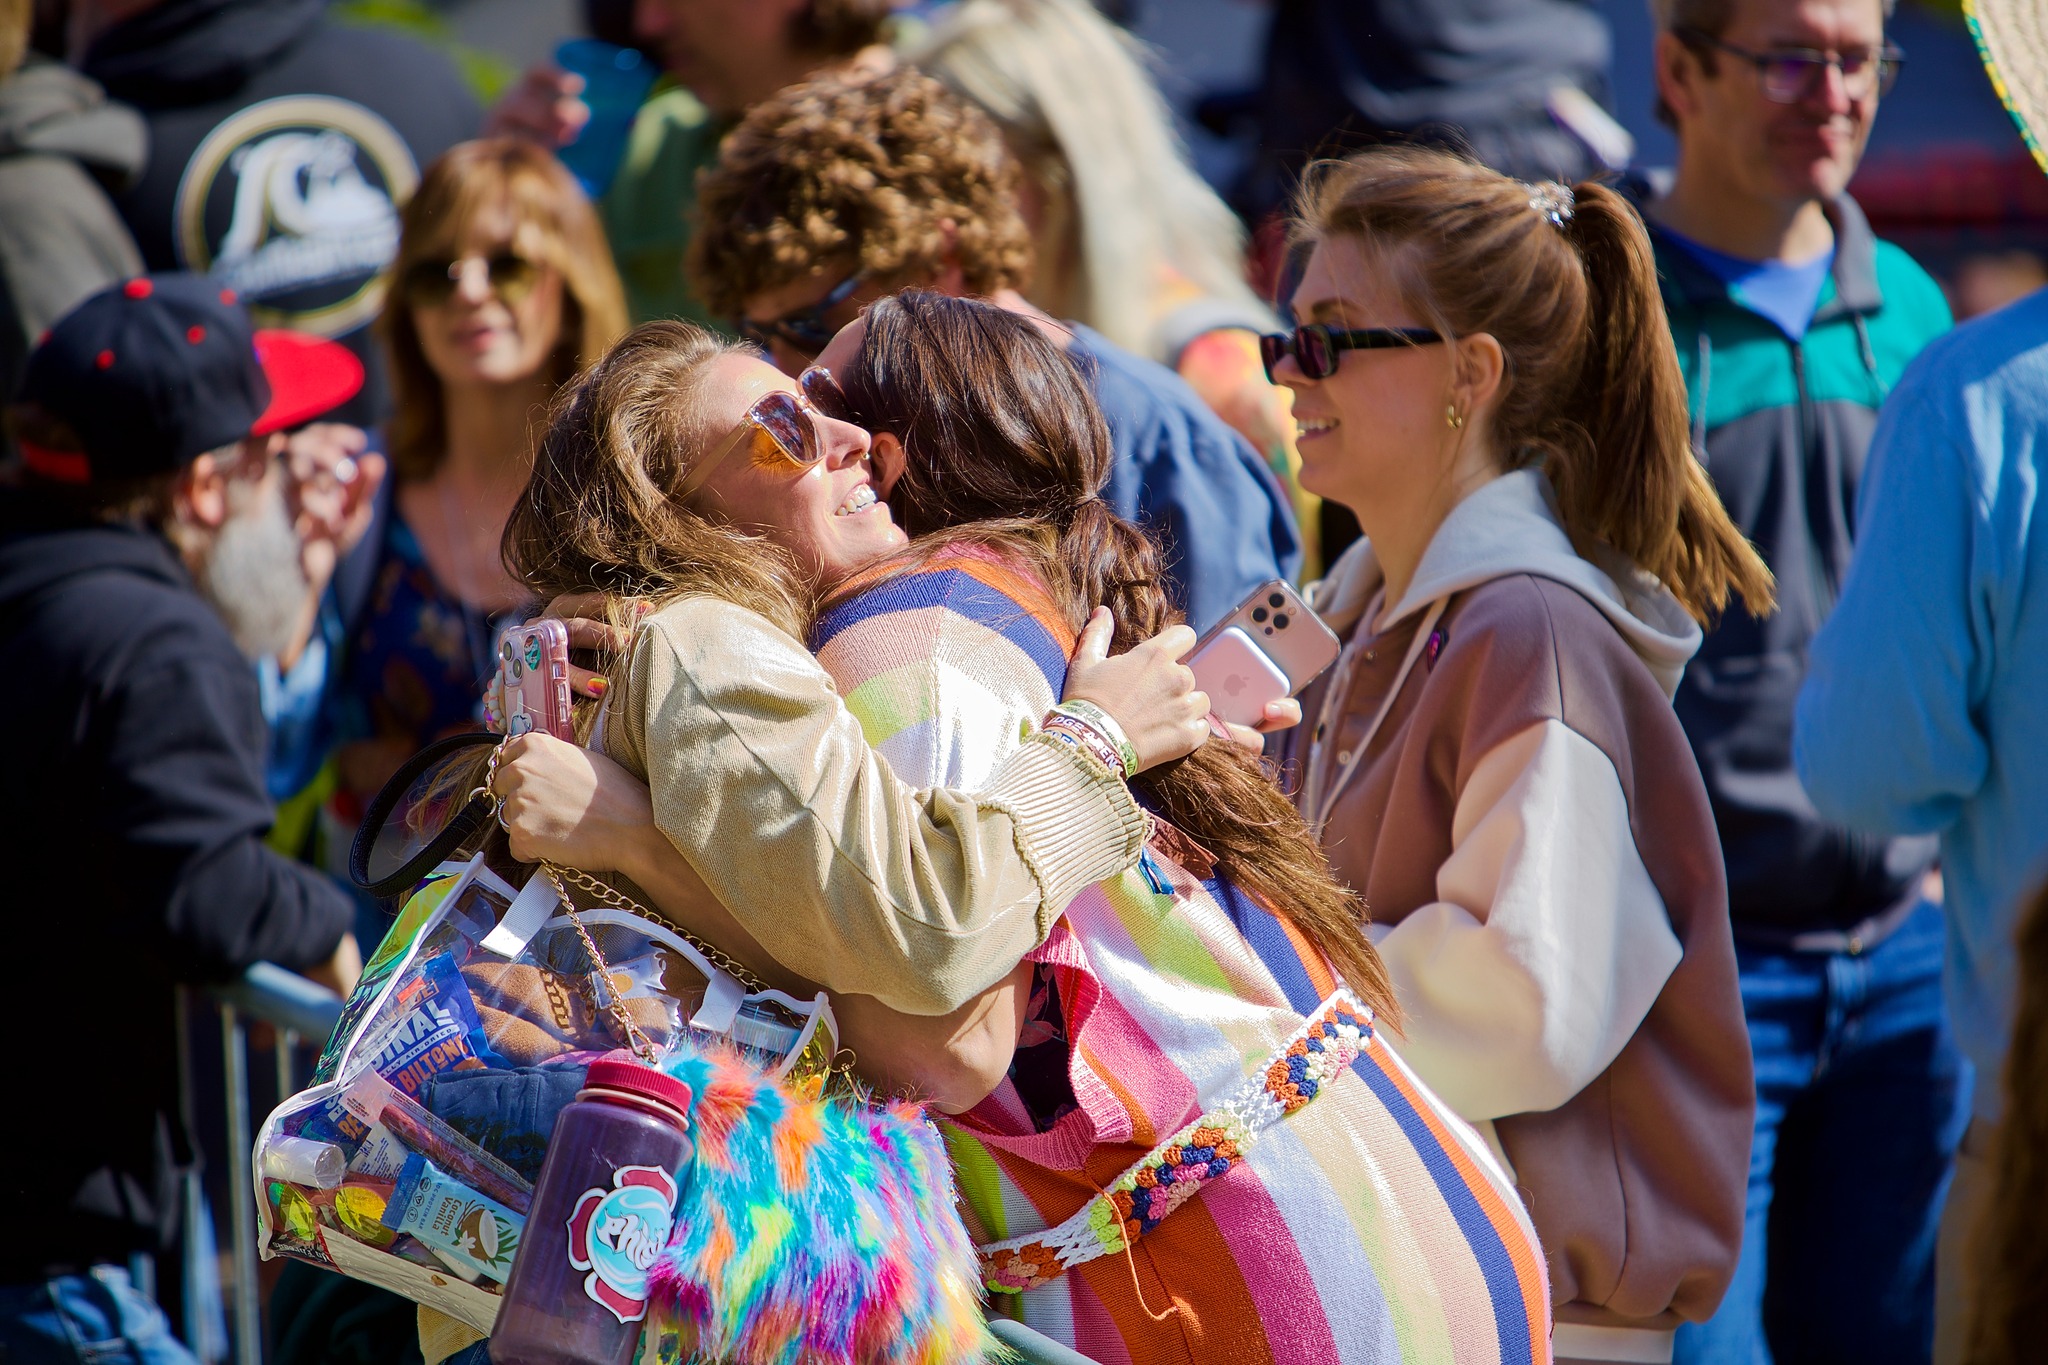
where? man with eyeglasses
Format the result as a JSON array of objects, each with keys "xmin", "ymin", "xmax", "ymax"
[{"xmin": 1630, "ymin": 3, "xmax": 1964, "ymax": 1364}]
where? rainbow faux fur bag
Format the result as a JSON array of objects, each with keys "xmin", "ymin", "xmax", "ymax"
[{"xmin": 643, "ymin": 1043, "xmax": 996, "ymax": 1365}]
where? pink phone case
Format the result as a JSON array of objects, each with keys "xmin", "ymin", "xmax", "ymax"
[
  {"xmin": 1187, "ymin": 626, "xmax": 1294, "ymax": 727},
  {"xmin": 497, "ymin": 619, "xmax": 573, "ymax": 741}
]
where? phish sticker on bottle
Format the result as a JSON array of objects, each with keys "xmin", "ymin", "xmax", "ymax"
[{"xmin": 566, "ymin": 1166, "xmax": 679, "ymax": 1323}]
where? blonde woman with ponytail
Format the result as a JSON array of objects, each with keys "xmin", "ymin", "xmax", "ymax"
[{"xmin": 1269, "ymin": 147, "xmax": 1775, "ymax": 1365}]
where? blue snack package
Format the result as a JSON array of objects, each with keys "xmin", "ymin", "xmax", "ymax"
[
  {"xmin": 383, "ymin": 1153, "xmax": 525, "ymax": 1284},
  {"xmin": 306, "ymin": 952, "xmax": 502, "ymax": 1147},
  {"xmin": 366, "ymin": 951, "xmax": 503, "ymax": 1096}
]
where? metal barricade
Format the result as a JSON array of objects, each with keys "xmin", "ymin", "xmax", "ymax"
[{"xmin": 180, "ymin": 965, "xmax": 343, "ymax": 1365}]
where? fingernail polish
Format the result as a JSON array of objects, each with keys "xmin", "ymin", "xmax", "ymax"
[{"xmin": 586, "ymin": 677, "xmax": 608, "ymax": 696}]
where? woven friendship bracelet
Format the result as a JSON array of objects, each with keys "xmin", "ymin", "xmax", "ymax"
[
  {"xmin": 1026, "ymin": 725, "xmax": 1120, "ymax": 780},
  {"xmin": 1049, "ymin": 699, "xmax": 1139, "ymax": 778},
  {"xmin": 1040, "ymin": 712, "xmax": 1128, "ymax": 778},
  {"xmin": 977, "ymin": 989, "xmax": 1374, "ymax": 1295}
]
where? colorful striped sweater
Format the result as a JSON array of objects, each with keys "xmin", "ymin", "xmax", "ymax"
[{"xmin": 812, "ymin": 548, "xmax": 1552, "ymax": 1364}]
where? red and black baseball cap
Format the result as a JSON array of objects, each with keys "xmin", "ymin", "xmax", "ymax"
[{"xmin": 16, "ymin": 273, "xmax": 364, "ymax": 484}]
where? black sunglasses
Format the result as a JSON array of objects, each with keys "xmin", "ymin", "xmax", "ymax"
[
  {"xmin": 736, "ymin": 274, "xmax": 864, "ymax": 357},
  {"xmin": 400, "ymin": 253, "xmax": 544, "ymax": 307},
  {"xmin": 1260, "ymin": 325, "xmax": 1443, "ymax": 382}
]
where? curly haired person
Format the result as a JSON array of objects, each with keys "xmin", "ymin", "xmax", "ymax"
[{"xmin": 688, "ymin": 63, "xmax": 1300, "ymax": 634}]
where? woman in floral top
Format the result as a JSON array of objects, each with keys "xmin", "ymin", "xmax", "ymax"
[{"xmin": 329, "ymin": 139, "xmax": 626, "ymax": 832}]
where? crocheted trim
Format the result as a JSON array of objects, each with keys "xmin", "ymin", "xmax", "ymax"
[{"xmin": 978, "ymin": 989, "xmax": 1373, "ymax": 1294}]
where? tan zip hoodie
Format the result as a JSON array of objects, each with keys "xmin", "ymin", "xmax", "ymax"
[
  {"xmin": 606, "ymin": 595, "xmax": 1149, "ymax": 1017},
  {"xmin": 1277, "ymin": 470, "xmax": 1751, "ymax": 1333}
]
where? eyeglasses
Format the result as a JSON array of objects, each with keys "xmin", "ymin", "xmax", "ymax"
[
  {"xmin": 1676, "ymin": 27, "xmax": 1905, "ymax": 104},
  {"xmin": 735, "ymin": 274, "xmax": 864, "ymax": 357},
  {"xmin": 678, "ymin": 375, "xmax": 838, "ymax": 498},
  {"xmin": 400, "ymin": 253, "xmax": 545, "ymax": 307},
  {"xmin": 1260, "ymin": 324, "xmax": 1443, "ymax": 382}
]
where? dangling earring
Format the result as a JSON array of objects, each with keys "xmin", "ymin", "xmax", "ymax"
[{"xmin": 1445, "ymin": 403, "xmax": 1464, "ymax": 430}]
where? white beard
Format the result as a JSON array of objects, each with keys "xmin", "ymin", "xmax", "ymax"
[{"xmin": 198, "ymin": 475, "xmax": 311, "ymax": 661}]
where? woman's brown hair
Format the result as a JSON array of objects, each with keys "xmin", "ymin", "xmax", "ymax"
[
  {"xmin": 380, "ymin": 138, "xmax": 630, "ymax": 484},
  {"xmin": 1967, "ymin": 876, "xmax": 2048, "ymax": 1364},
  {"xmin": 1297, "ymin": 146, "xmax": 1774, "ymax": 624},
  {"xmin": 837, "ymin": 290, "xmax": 1397, "ymax": 1022},
  {"xmin": 502, "ymin": 321, "xmax": 811, "ymax": 643}
]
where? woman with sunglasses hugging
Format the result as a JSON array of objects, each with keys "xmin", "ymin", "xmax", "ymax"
[
  {"xmin": 489, "ymin": 293, "xmax": 1552, "ymax": 1363},
  {"xmin": 1263, "ymin": 146, "xmax": 1777, "ymax": 1364},
  {"xmin": 328, "ymin": 140, "xmax": 628, "ymax": 844}
]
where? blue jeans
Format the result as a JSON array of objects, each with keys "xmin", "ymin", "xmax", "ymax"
[
  {"xmin": 0, "ymin": 1268, "xmax": 198, "ymax": 1365},
  {"xmin": 1675, "ymin": 900, "xmax": 1972, "ymax": 1365}
]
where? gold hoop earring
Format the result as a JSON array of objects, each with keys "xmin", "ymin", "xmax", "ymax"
[{"xmin": 1445, "ymin": 403, "xmax": 1464, "ymax": 430}]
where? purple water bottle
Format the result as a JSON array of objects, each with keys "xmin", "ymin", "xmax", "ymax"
[{"xmin": 490, "ymin": 1053, "xmax": 694, "ymax": 1365}]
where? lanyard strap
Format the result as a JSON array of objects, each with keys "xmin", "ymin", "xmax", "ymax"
[
  {"xmin": 976, "ymin": 990, "xmax": 1374, "ymax": 1295},
  {"xmin": 1303, "ymin": 597, "xmax": 1446, "ymax": 838}
]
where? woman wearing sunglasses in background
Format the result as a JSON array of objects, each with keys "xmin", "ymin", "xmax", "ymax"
[
  {"xmin": 1265, "ymin": 147, "xmax": 1777, "ymax": 1365},
  {"xmin": 327, "ymin": 140, "xmax": 628, "ymax": 856}
]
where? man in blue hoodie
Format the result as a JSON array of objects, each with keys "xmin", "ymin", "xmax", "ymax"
[
  {"xmin": 1638, "ymin": 1, "xmax": 1964, "ymax": 1361},
  {"xmin": 1796, "ymin": 4, "xmax": 2048, "ymax": 1358}
]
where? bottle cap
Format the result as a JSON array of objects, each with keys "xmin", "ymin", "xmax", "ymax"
[{"xmin": 585, "ymin": 1051, "xmax": 694, "ymax": 1122}]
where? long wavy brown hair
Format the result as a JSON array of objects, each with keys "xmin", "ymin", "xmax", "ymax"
[
  {"xmin": 1967, "ymin": 875, "xmax": 2048, "ymax": 1364},
  {"xmin": 836, "ymin": 290, "xmax": 1396, "ymax": 1021}
]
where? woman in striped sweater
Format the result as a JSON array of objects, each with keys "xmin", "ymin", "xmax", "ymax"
[{"xmin": 496, "ymin": 295, "xmax": 1552, "ymax": 1362}]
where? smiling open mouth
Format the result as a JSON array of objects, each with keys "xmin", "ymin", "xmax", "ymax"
[{"xmin": 836, "ymin": 485, "xmax": 877, "ymax": 516}]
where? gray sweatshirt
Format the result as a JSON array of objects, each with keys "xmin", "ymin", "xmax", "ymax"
[{"xmin": 0, "ymin": 55, "xmax": 145, "ymax": 402}]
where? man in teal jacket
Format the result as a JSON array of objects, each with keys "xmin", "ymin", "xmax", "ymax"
[{"xmin": 1637, "ymin": 1, "xmax": 1961, "ymax": 1361}]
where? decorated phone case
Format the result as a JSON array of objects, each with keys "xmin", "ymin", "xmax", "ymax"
[{"xmin": 497, "ymin": 619, "xmax": 573, "ymax": 741}]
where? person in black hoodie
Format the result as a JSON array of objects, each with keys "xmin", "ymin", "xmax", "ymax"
[
  {"xmin": 70, "ymin": 0, "xmax": 479, "ymax": 426},
  {"xmin": 1239, "ymin": 0, "xmax": 1622, "ymax": 222},
  {"xmin": 0, "ymin": 274, "xmax": 363, "ymax": 1365}
]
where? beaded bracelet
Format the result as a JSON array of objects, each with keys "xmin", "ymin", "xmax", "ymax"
[
  {"xmin": 1040, "ymin": 712, "xmax": 1128, "ymax": 779},
  {"xmin": 1048, "ymin": 699, "xmax": 1139, "ymax": 778}
]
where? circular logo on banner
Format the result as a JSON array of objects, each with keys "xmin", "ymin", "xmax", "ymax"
[{"xmin": 173, "ymin": 95, "xmax": 419, "ymax": 337}]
